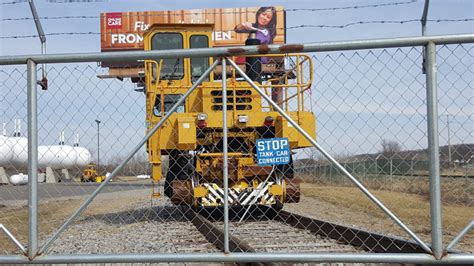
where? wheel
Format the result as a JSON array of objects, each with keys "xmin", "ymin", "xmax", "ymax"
[{"xmin": 165, "ymin": 150, "xmax": 194, "ymax": 198}]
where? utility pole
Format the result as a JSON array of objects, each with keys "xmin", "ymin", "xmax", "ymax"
[{"xmin": 95, "ymin": 120, "xmax": 101, "ymax": 174}]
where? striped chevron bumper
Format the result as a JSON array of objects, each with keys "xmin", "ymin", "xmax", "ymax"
[{"xmin": 200, "ymin": 182, "xmax": 278, "ymax": 207}]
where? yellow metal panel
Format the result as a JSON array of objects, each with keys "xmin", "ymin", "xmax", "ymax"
[
  {"xmin": 198, "ymin": 152, "xmax": 243, "ymax": 157},
  {"xmin": 252, "ymin": 179, "xmax": 259, "ymax": 189},
  {"xmin": 152, "ymin": 164, "xmax": 162, "ymax": 182},
  {"xmin": 232, "ymin": 180, "xmax": 249, "ymax": 190},
  {"xmin": 269, "ymin": 184, "xmax": 283, "ymax": 196},
  {"xmin": 275, "ymin": 115, "xmax": 299, "ymax": 148},
  {"xmin": 298, "ymin": 111, "xmax": 317, "ymax": 147},
  {"xmin": 176, "ymin": 116, "xmax": 197, "ymax": 150},
  {"xmin": 194, "ymin": 186, "xmax": 208, "ymax": 198},
  {"xmin": 237, "ymin": 157, "xmax": 255, "ymax": 180}
]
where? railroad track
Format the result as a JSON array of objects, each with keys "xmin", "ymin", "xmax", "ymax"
[{"xmin": 184, "ymin": 206, "xmax": 425, "ymax": 254}]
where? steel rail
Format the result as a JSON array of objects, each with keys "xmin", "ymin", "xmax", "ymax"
[
  {"xmin": 227, "ymin": 58, "xmax": 433, "ymax": 254},
  {"xmin": 184, "ymin": 208, "xmax": 255, "ymax": 253},
  {"xmin": 187, "ymin": 206, "xmax": 426, "ymax": 254},
  {"xmin": 0, "ymin": 34, "xmax": 473, "ymax": 65},
  {"xmin": 37, "ymin": 59, "xmax": 220, "ymax": 255},
  {"xmin": 274, "ymin": 210, "xmax": 426, "ymax": 253},
  {"xmin": 1, "ymin": 253, "xmax": 473, "ymax": 264}
]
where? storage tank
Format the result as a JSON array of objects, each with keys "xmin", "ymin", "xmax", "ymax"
[
  {"xmin": 0, "ymin": 135, "xmax": 13, "ymax": 166},
  {"xmin": 0, "ymin": 137, "xmax": 91, "ymax": 169},
  {"xmin": 9, "ymin": 173, "xmax": 28, "ymax": 185},
  {"xmin": 73, "ymin": 146, "xmax": 92, "ymax": 168},
  {"xmin": 8, "ymin": 136, "xmax": 28, "ymax": 168},
  {"xmin": 38, "ymin": 145, "xmax": 91, "ymax": 169}
]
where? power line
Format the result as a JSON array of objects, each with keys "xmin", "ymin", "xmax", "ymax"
[
  {"xmin": 0, "ymin": 0, "xmax": 106, "ymax": 3},
  {"xmin": 287, "ymin": 19, "xmax": 474, "ymax": 29},
  {"xmin": 287, "ymin": 0, "xmax": 417, "ymax": 12},
  {"xmin": 46, "ymin": 0, "xmax": 107, "ymax": 2},
  {"xmin": 2, "ymin": 15, "xmax": 97, "ymax": 21},
  {"xmin": 0, "ymin": 32, "xmax": 100, "ymax": 39},
  {"xmin": 1, "ymin": 1, "xmax": 418, "ymax": 21},
  {"xmin": 0, "ymin": 0, "xmax": 417, "ymax": 8},
  {"xmin": 1, "ymin": 18, "xmax": 472, "ymax": 39},
  {"xmin": 0, "ymin": 0, "xmax": 27, "ymax": 5}
]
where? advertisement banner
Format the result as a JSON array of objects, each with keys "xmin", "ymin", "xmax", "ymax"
[{"xmin": 100, "ymin": 6, "xmax": 286, "ymax": 52}]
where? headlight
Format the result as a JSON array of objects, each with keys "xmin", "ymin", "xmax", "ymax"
[
  {"xmin": 197, "ymin": 113, "xmax": 208, "ymax": 121},
  {"xmin": 238, "ymin": 115, "xmax": 249, "ymax": 123}
]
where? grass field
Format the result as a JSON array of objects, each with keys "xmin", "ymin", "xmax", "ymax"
[
  {"xmin": 300, "ymin": 183, "xmax": 472, "ymax": 231},
  {"xmin": 294, "ymin": 181, "xmax": 473, "ymax": 253},
  {"xmin": 299, "ymin": 173, "xmax": 473, "ymax": 205}
]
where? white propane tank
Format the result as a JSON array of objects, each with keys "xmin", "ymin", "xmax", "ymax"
[
  {"xmin": 38, "ymin": 145, "xmax": 91, "ymax": 169},
  {"xmin": 8, "ymin": 137, "xmax": 28, "ymax": 167},
  {"xmin": 0, "ymin": 135, "xmax": 13, "ymax": 166},
  {"xmin": 0, "ymin": 137, "xmax": 92, "ymax": 169},
  {"xmin": 38, "ymin": 145, "xmax": 76, "ymax": 169},
  {"xmin": 73, "ymin": 146, "xmax": 92, "ymax": 168},
  {"xmin": 9, "ymin": 173, "xmax": 28, "ymax": 185}
]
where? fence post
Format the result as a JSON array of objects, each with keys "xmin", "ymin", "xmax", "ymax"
[
  {"xmin": 27, "ymin": 59, "xmax": 38, "ymax": 260},
  {"xmin": 221, "ymin": 58, "xmax": 230, "ymax": 253},
  {"xmin": 425, "ymin": 41, "xmax": 443, "ymax": 259},
  {"xmin": 363, "ymin": 161, "xmax": 366, "ymax": 177},
  {"xmin": 390, "ymin": 159, "xmax": 393, "ymax": 177},
  {"xmin": 330, "ymin": 164, "xmax": 333, "ymax": 180}
]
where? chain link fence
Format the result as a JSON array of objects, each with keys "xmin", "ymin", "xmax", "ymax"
[
  {"xmin": 295, "ymin": 44, "xmax": 472, "ymax": 254},
  {"xmin": 0, "ymin": 36, "xmax": 472, "ymax": 263}
]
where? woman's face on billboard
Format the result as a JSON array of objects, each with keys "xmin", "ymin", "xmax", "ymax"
[{"xmin": 257, "ymin": 9, "xmax": 273, "ymax": 27}]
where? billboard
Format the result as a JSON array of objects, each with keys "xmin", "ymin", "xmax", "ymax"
[{"xmin": 100, "ymin": 6, "xmax": 286, "ymax": 52}]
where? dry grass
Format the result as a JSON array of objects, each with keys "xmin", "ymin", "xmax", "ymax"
[
  {"xmin": 299, "ymin": 182, "xmax": 474, "ymax": 254},
  {"xmin": 0, "ymin": 200, "xmax": 80, "ymax": 254},
  {"xmin": 300, "ymin": 183, "xmax": 473, "ymax": 233},
  {"xmin": 299, "ymin": 173, "xmax": 473, "ymax": 206},
  {"xmin": 0, "ymin": 190, "xmax": 149, "ymax": 254}
]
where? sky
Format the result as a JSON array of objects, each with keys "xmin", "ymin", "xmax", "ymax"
[
  {"xmin": 0, "ymin": 0, "xmax": 473, "ymax": 162},
  {"xmin": 0, "ymin": 0, "xmax": 472, "ymax": 55}
]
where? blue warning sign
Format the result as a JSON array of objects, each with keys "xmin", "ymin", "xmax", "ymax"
[{"xmin": 256, "ymin": 138, "xmax": 291, "ymax": 166}]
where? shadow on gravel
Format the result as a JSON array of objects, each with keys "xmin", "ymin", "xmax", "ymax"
[
  {"xmin": 196, "ymin": 205, "xmax": 280, "ymax": 222},
  {"xmin": 85, "ymin": 205, "xmax": 281, "ymax": 225},
  {"xmin": 85, "ymin": 206, "xmax": 189, "ymax": 224}
]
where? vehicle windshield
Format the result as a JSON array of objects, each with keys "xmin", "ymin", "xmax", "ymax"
[
  {"xmin": 190, "ymin": 35, "xmax": 210, "ymax": 83},
  {"xmin": 151, "ymin": 32, "xmax": 184, "ymax": 80}
]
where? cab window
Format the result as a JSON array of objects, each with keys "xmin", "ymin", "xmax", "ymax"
[
  {"xmin": 190, "ymin": 35, "xmax": 210, "ymax": 83},
  {"xmin": 153, "ymin": 94, "xmax": 185, "ymax": 116},
  {"xmin": 151, "ymin": 33, "xmax": 184, "ymax": 80}
]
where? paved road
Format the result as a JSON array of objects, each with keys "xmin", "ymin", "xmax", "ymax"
[{"xmin": 0, "ymin": 182, "xmax": 154, "ymax": 201}]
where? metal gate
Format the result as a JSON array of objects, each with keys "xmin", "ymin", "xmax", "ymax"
[{"xmin": 0, "ymin": 34, "xmax": 473, "ymax": 264}]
